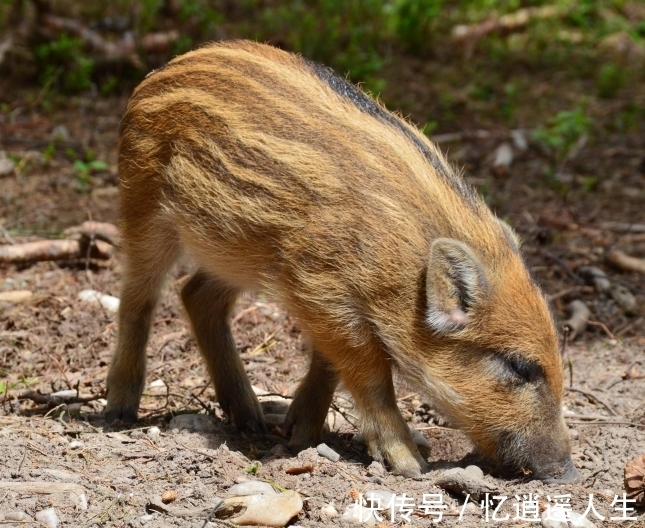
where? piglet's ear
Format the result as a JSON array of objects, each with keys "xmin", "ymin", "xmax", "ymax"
[{"xmin": 426, "ymin": 238, "xmax": 489, "ymax": 335}]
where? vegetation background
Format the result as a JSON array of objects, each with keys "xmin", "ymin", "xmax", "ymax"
[
  {"xmin": 2, "ymin": 0, "xmax": 645, "ymax": 137},
  {"xmin": 1, "ymin": 2, "xmax": 645, "ymax": 526}
]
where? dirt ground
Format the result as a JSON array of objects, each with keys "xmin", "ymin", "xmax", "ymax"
[{"xmin": 1, "ymin": 83, "xmax": 645, "ymax": 527}]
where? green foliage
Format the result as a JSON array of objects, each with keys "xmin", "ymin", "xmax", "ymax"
[
  {"xmin": 0, "ymin": 376, "xmax": 39, "ymax": 394},
  {"xmin": 35, "ymin": 34, "xmax": 94, "ymax": 94},
  {"xmin": 254, "ymin": 0, "xmax": 388, "ymax": 91},
  {"xmin": 245, "ymin": 461, "xmax": 262, "ymax": 475},
  {"xmin": 389, "ymin": 0, "xmax": 444, "ymax": 52},
  {"xmin": 597, "ymin": 62, "xmax": 626, "ymax": 99},
  {"xmin": 581, "ymin": 176, "xmax": 598, "ymax": 193},
  {"xmin": 72, "ymin": 157, "xmax": 108, "ymax": 191},
  {"xmin": 533, "ymin": 105, "xmax": 593, "ymax": 165},
  {"xmin": 100, "ymin": 75, "xmax": 119, "ymax": 96}
]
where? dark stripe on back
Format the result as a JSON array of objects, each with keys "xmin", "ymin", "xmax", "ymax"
[{"xmin": 304, "ymin": 58, "xmax": 478, "ymax": 207}]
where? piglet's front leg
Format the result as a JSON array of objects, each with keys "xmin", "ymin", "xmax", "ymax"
[{"xmin": 340, "ymin": 344, "xmax": 427, "ymax": 477}]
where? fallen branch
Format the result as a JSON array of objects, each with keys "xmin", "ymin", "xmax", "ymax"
[
  {"xmin": 0, "ymin": 290, "xmax": 32, "ymax": 303},
  {"xmin": 566, "ymin": 387, "xmax": 619, "ymax": 416},
  {"xmin": 607, "ymin": 249, "xmax": 645, "ymax": 275},
  {"xmin": 578, "ymin": 265, "xmax": 636, "ymax": 315},
  {"xmin": 452, "ymin": 5, "xmax": 564, "ymax": 57},
  {"xmin": 563, "ymin": 300, "xmax": 590, "ymax": 341},
  {"xmin": 0, "ymin": 481, "xmax": 85, "ymax": 494},
  {"xmin": 20, "ymin": 389, "xmax": 102, "ymax": 407},
  {"xmin": 434, "ymin": 467, "xmax": 497, "ymax": 502},
  {"xmin": 63, "ymin": 221, "xmax": 121, "ymax": 247},
  {"xmin": 0, "ymin": 238, "xmax": 112, "ymax": 264},
  {"xmin": 600, "ymin": 222, "xmax": 645, "ymax": 234},
  {"xmin": 40, "ymin": 14, "xmax": 144, "ymax": 69}
]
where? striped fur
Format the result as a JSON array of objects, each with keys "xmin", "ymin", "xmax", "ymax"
[{"xmin": 107, "ymin": 40, "xmax": 574, "ymax": 480}]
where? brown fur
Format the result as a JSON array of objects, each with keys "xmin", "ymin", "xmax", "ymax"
[{"xmin": 107, "ymin": 40, "xmax": 574, "ymax": 480}]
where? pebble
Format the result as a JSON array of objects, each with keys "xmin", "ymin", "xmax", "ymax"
[
  {"xmin": 139, "ymin": 513, "xmax": 155, "ymax": 524},
  {"xmin": 342, "ymin": 503, "xmax": 376, "ymax": 526},
  {"xmin": 409, "ymin": 426, "xmax": 432, "ymax": 455},
  {"xmin": 4, "ymin": 512, "xmax": 31, "ymax": 521},
  {"xmin": 464, "ymin": 465, "xmax": 484, "ymax": 479},
  {"xmin": 0, "ymin": 156, "xmax": 15, "ymax": 176},
  {"xmin": 35, "ymin": 508, "xmax": 59, "ymax": 528},
  {"xmin": 541, "ymin": 509, "xmax": 596, "ymax": 528},
  {"xmin": 227, "ymin": 481, "xmax": 277, "ymax": 496},
  {"xmin": 366, "ymin": 461, "xmax": 385, "ymax": 477},
  {"xmin": 51, "ymin": 125, "xmax": 70, "ymax": 141},
  {"xmin": 317, "ymin": 443, "xmax": 340, "ymax": 462},
  {"xmin": 106, "ymin": 432, "xmax": 136, "ymax": 443},
  {"xmin": 71, "ymin": 491, "xmax": 88, "ymax": 510},
  {"xmin": 218, "ymin": 490, "xmax": 303, "ymax": 527},
  {"xmin": 364, "ymin": 489, "xmax": 395, "ymax": 508},
  {"xmin": 168, "ymin": 413, "xmax": 219, "ymax": 434},
  {"xmin": 320, "ymin": 502, "xmax": 338, "ymax": 518},
  {"xmin": 493, "ymin": 142, "xmax": 514, "ymax": 169},
  {"xmin": 147, "ymin": 426, "xmax": 161, "ymax": 441},
  {"xmin": 161, "ymin": 490, "xmax": 177, "ymax": 504},
  {"xmin": 68, "ymin": 440, "xmax": 84, "ymax": 450},
  {"xmin": 78, "ymin": 289, "xmax": 120, "ymax": 312},
  {"xmin": 42, "ymin": 469, "xmax": 81, "ymax": 482}
]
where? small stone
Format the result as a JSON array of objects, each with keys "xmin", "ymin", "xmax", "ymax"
[
  {"xmin": 4, "ymin": 512, "xmax": 31, "ymax": 521},
  {"xmin": 106, "ymin": 432, "xmax": 136, "ymax": 443},
  {"xmin": 42, "ymin": 469, "xmax": 81, "ymax": 482},
  {"xmin": 71, "ymin": 491, "xmax": 88, "ymax": 510},
  {"xmin": 366, "ymin": 461, "xmax": 385, "ymax": 477},
  {"xmin": 409, "ymin": 427, "xmax": 432, "ymax": 456},
  {"xmin": 139, "ymin": 513, "xmax": 155, "ymax": 524},
  {"xmin": 364, "ymin": 489, "xmax": 395, "ymax": 508},
  {"xmin": 316, "ymin": 443, "xmax": 340, "ymax": 462},
  {"xmin": 342, "ymin": 503, "xmax": 376, "ymax": 525},
  {"xmin": 320, "ymin": 502, "xmax": 338, "ymax": 518},
  {"xmin": 228, "ymin": 481, "xmax": 277, "ymax": 496},
  {"xmin": 78, "ymin": 289, "xmax": 120, "ymax": 313},
  {"xmin": 0, "ymin": 156, "xmax": 15, "ymax": 176},
  {"xmin": 147, "ymin": 426, "xmax": 161, "ymax": 441},
  {"xmin": 464, "ymin": 465, "xmax": 484, "ymax": 479},
  {"xmin": 161, "ymin": 490, "xmax": 177, "ymax": 504},
  {"xmin": 35, "ymin": 508, "xmax": 59, "ymax": 528},
  {"xmin": 216, "ymin": 490, "xmax": 303, "ymax": 527},
  {"xmin": 511, "ymin": 129, "xmax": 528, "ymax": 151},
  {"xmin": 541, "ymin": 509, "xmax": 596, "ymax": 528},
  {"xmin": 68, "ymin": 440, "xmax": 84, "ymax": 450},
  {"xmin": 493, "ymin": 142, "xmax": 514, "ymax": 169},
  {"xmin": 51, "ymin": 125, "xmax": 70, "ymax": 141},
  {"xmin": 168, "ymin": 413, "xmax": 218, "ymax": 434}
]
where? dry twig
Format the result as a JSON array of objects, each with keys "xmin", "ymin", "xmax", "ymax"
[
  {"xmin": 607, "ymin": 249, "xmax": 645, "ymax": 275},
  {"xmin": 563, "ymin": 300, "xmax": 590, "ymax": 340},
  {"xmin": 0, "ymin": 239, "xmax": 112, "ymax": 264}
]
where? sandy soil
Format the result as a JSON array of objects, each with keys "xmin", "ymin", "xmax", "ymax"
[{"xmin": 1, "ymin": 91, "xmax": 644, "ymax": 527}]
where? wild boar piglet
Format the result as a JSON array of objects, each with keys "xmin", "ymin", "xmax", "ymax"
[{"xmin": 106, "ymin": 40, "xmax": 577, "ymax": 481}]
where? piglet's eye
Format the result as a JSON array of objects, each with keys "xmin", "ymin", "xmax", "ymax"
[{"xmin": 508, "ymin": 357, "xmax": 542, "ymax": 383}]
